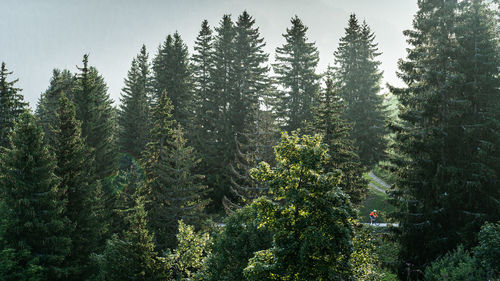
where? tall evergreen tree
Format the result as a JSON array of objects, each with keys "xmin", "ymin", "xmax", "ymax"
[
  {"xmin": 118, "ymin": 45, "xmax": 153, "ymax": 160},
  {"xmin": 36, "ymin": 69, "xmax": 75, "ymax": 147},
  {"xmin": 333, "ymin": 15, "xmax": 387, "ymax": 168},
  {"xmin": 153, "ymin": 32, "xmax": 193, "ymax": 128},
  {"xmin": 223, "ymin": 11, "xmax": 270, "ymax": 211},
  {"xmin": 0, "ymin": 112, "xmax": 71, "ymax": 280},
  {"xmin": 206, "ymin": 14, "xmax": 237, "ymax": 210},
  {"xmin": 191, "ymin": 20, "xmax": 222, "ymax": 203},
  {"xmin": 310, "ymin": 79, "xmax": 367, "ymax": 204},
  {"xmin": 273, "ymin": 16, "xmax": 320, "ymax": 132},
  {"xmin": 141, "ymin": 93, "xmax": 209, "ymax": 251},
  {"xmin": 53, "ymin": 93, "xmax": 103, "ymax": 280},
  {"xmin": 389, "ymin": 0, "xmax": 500, "ymax": 274},
  {"xmin": 0, "ymin": 62, "xmax": 27, "ymax": 148},
  {"xmin": 73, "ymin": 54, "xmax": 117, "ymax": 181}
]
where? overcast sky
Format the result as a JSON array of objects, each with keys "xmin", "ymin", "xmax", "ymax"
[{"xmin": 1, "ymin": 0, "xmax": 418, "ymax": 108}]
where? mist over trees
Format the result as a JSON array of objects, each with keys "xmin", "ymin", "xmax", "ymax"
[{"xmin": 1, "ymin": 2, "xmax": 499, "ymax": 280}]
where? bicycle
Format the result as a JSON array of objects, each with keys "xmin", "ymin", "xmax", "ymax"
[{"xmin": 370, "ymin": 216, "xmax": 380, "ymax": 226}]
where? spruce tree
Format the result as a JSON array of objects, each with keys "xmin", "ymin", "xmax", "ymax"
[
  {"xmin": 118, "ymin": 45, "xmax": 153, "ymax": 160},
  {"xmin": 389, "ymin": 0, "xmax": 500, "ymax": 273},
  {"xmin": 273, "ymin": 16, "xmax": 320, "ymax": 132},
  {"xmin": 191, "ymin": 20, "xmax": 222, "ymax": 202},
  {"xmin": 96, "ymin": 196, "xmax": 166, "ymax": 281},
  {"xmin": 36, "ymin": 69, "xmax": 74, "ymax": 147},
  {"xmin": 73, "ymin": 54, "xmax": 117, "ymax": 181},
  {"xmin": 206, "ymin": 14, "xmax": 237, "ymax": 210},
  {"xmin": 0, "ymin": 62, "xmax": 27, "ymax": 148},
  {"xmin": 223, "ymin": 11, "xmax": 271, "ymax": 211},
  {"xmin": 310, "ymin": 79, "xmax": 367, "ymax": 204},
  {"xmin": 141, "ymin": 93, "xmax": 209, "ymax": 251},
  {"xmin": 0, "ymin": 112, "xmax": 71, "ymax": 280},
  {"xmin": 153, "ymin": 32, "xmax": 193, "ymax": 129},
  {"xmin": 53, "ymin": 93, "xmax": 101, "ymax": 280},
  {"xmin": 333, "ymin": 15, "xmax": 387, "ymax": 168}
]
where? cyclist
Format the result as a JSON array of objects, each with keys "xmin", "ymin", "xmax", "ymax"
[{"xmin": 369, "ymin": 210, "xmax": 378, "ymax": 225}]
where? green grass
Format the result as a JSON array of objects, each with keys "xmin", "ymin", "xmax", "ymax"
[{"xmin": 362, "ymin": 172, "xmax": 387, "ymax": 191}]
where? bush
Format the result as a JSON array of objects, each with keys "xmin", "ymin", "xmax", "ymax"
[{"xmin": 424, "ymin": 246, "xmax": 485, "ymax": 281}]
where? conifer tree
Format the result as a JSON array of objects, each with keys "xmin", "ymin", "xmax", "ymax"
[
  {"xmin": 273, "ymin": 16, "xmax": 320, "ymax": 132},
  {"xmin": 141, "ymin": 93, "xmax": 209, "ymax": 251},
  {"xmin": 53, "ymin": 93, "xmax": 102, "ymax": 280},
  {"xmin": 0, "ymin": 112, "xmax": 71, "ymax": 280},
  {"xmin": 389, "ymin": 0, "xmax": 500, "ymax": 273},
  {"xmin": 333, "ymin": 15, "xmax": 387, "ymax": 168},
  {"xmin": 206, "ymin": 14, "xmax": 237, "ymax": 210},
  {"xmin": 95, "ymin": 197, "xmax": 166, "ymax": 281},
  {"xmin": 0, "ymin": 62, "xmax": 27, "ymax": 148},
  {"xmin": 153, "ymin": 32, "xmax": 193, "ymax": 128},
  {"xmin": 118, "ymin": 45, "xmax": 153, "ymax": 160},
  {"xmin": 222, "ymin": 11, "xmax": 270, "ymax": 211},
  {"xmin": 310, "ymin": 79, "xmax": 367, "ymax": 204},
  {"xmin": 191, "ymin": 20, "xmax": 222, "ymax": 198},
  {"xmin": 36, "ymin": 69, "xmax": 74, "ymax": 147},
  {"xmin": 73, "ymin": 54, "xmax": 117, "ymax": 181}
]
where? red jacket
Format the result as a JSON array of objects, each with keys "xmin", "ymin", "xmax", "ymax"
[{"xmin": 370, "ymin": 211, "xmax": 378, "ymax": 218}]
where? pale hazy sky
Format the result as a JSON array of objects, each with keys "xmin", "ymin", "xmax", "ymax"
[{"xmin": 1, "ymin": 0, "xmax": 418, "ymax": 107}]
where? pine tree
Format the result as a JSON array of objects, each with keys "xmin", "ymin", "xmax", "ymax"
[
  {"xmin": 333, "ymin": 15, "xmax": 387, "ymax": 168},
  {"xmin": 118, "ymin": 45, "xmax": 153, "ymax": 160},
  {"xmin": 273, "ymin": 16, "xmax": 320, "ymax": 132},
  {"xmin": 73, "ymin": 54, "xmax": 117, "ymax": 181},
  {"xmin": 0, "ymin": 62, "xmax": 27, "ymax": 148},
  {"xmin": 206, "ymin": 14, "xmax": 237, "ymax": 210},
  {"xmin": 95, "ymin": 196, "xmax": 166, "ymax": 281},
  {"xmin": 389, "ymin": 0, "xmax": 500, "ymax": 273},
  {"xmin": 231, "ymin": 11, "xmax": 269, "ymax": 136},
  {"xmin": 223, "ymin": 11, "xmax": 271, "ymax": 211},
  {"xmin": 310, "ymin": 78, "xmax": 367, "ymax": 204},
  {"xmin": 141, "ymin": 93, "xmax": 209, "ymax": 251},
  {"xmin": 191, "ymin": 20, "xmax": 222, "ymax": 201},
  {"xmin": 36, "ymin": 69, "xmax": 74, "ymax": 147},
  {"xmin": 0, "ymin": 112, "xmax": 71, "ymax": 280},
  {"xmin": 53, "ymin": 93, "xmax": 102, "ymax": 280},
  {"xmin": 153, "ymin": 32, "xmax": 193, "ymax": 129}
]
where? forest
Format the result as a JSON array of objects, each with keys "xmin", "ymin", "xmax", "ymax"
[{"xmin": 0, "ymin": 0, "xmax": 499, "ymax": 280}]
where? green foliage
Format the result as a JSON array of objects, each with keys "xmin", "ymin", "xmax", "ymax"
[
  {"xmin": 244, "ymin": 133, "xmax": 356, "ymax": 280},
  {"xmin": 153, "ymin": 32, "xmax": 193, "ymax": 128},
  {"xmin": 53, "ymin": 93, "xmax": 103, "ymax": 280},
  {"xmin": 202, "ymin": 200, "xmax": 273, "ymax": 281},
  {"xmin": 92, "ymin": 197, "xmax": 166, "ymax": 281},
  {"xmin": 0, "ymin": 112, "xmax": 71, "ymax": 280},
  {"xmin": 0, "ymin": 62, "xmax": 27, "ymax": 148},
  {"xmin": 73, "ymin": 54, "xmax": 117, "ymax": 181},
  {"xmin": 165, "ymin": 220, "xmax": 211, "ymax": 280},
  {"xmin": 389, "ymin": 0, "xmax": 500, "ymax": 272},
  {"xmin": 424, "ymin": 246, "xmax": 484, "ymax": 281},
  {"xmin": 350, "ymin": 228, "xmax": 381, "ymax": 281},
  {"xmin": 36, "ymin": 69, "xmax": 74, "ymax": 147},
  {"xmin": 474, "ymin": 222, "xmax": 500, "ymax": 278},
  {"xmin": 424, "ymin": 222, "xmax": 500, "ymax": 281},
  {"xmin": 141, "ymin": 93, "xmax": 209, "ymax": 251},
  {"xmin": 273, "ymin": 16, "xmax": 320, "ymax": 132},
  {"xmin": 310, "ymin": 79, "xmax": 367, "ymax": 204},
  {"xmin": 332, "ymin": 15, "xmax": 387, "ymax": 168},
  {"xmin": 118, "ymin": 45, "xmax": 153, "ymax": 160}
]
